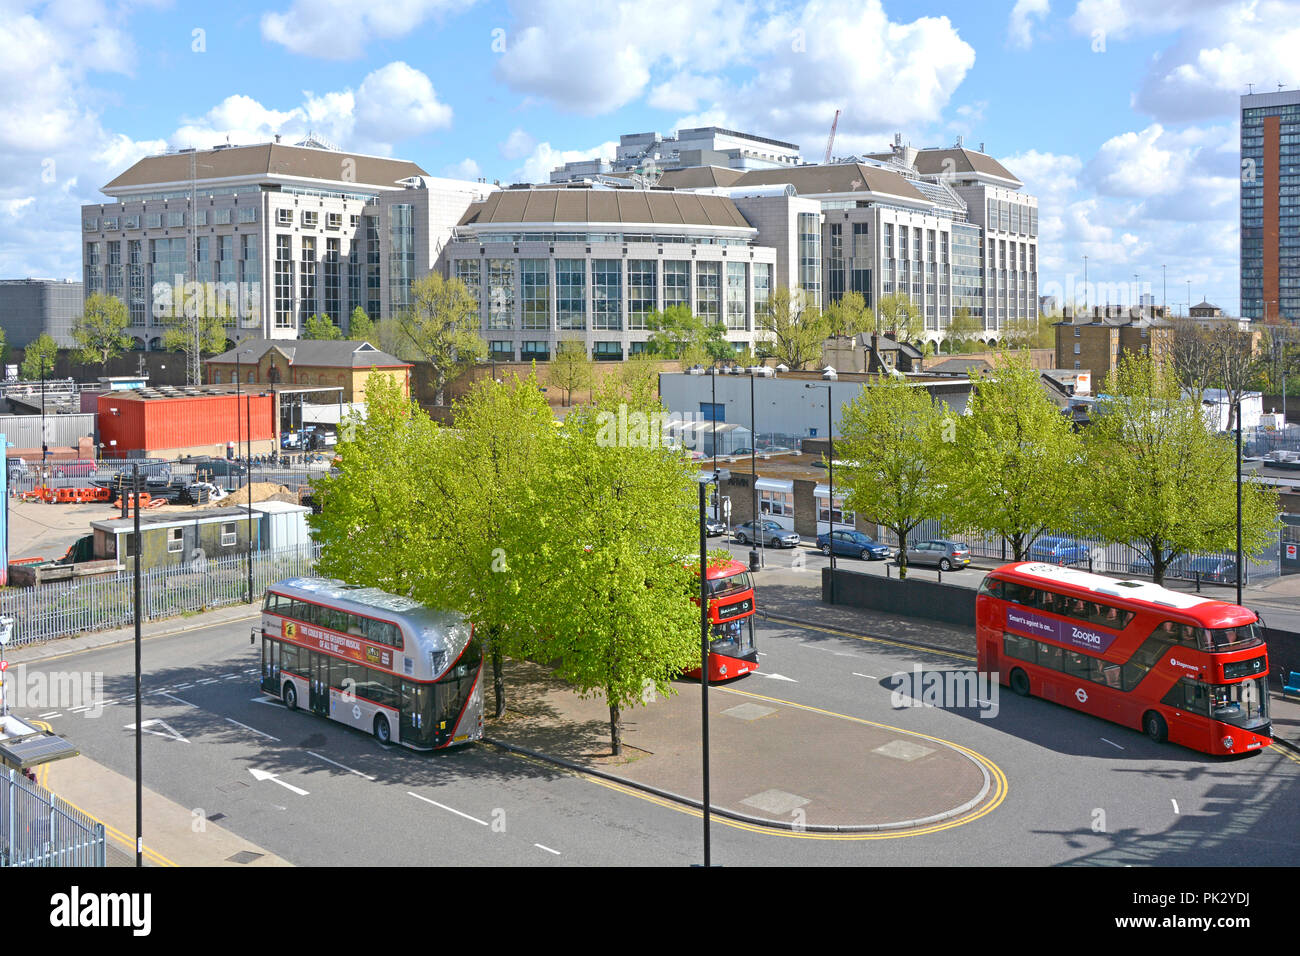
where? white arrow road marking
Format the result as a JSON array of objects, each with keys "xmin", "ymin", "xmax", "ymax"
[
  {"xmin": 250, "ymin": 696, "xmax": 281, "ymax": 707},
  {"xmin": 852, "ymin": 673, "xmax": 878, "ymax": 680},
  {"xmin": 1100, "ymin": 738, "xmax": 1124, "ymax": 750},
  {"xmin": 755, "ymin": 672, "xmax": 798, "ymax": 682},
  {"xmin": 407, "ymin": 792, "xmax": 488, "ymax": 826},
  {"xmin": 1171, "ymin": 799, "xmax": 1180, "ymax": 814},
  {"xmin": 124, "ymin": 719, "xmax": 189, "ymax": 743},
  {"xmin": 159, "ymin": 693, "xmax": 196, "ymax": 708},
  {"xmin": 308, "ymin": 751, "xmax": 376, "ymax": 781},
  {"xmin": 534, "ymin": 843, "xmax": 561, "ymax": 856},
  {"xmin": 225, "ymin": 717, "xmax": 280, "ymax": 742},
  {"xmin": 249, "ymin": 768, "xmax": 309, "ymax": 796}
]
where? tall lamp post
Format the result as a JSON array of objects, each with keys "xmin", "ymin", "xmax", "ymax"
[
  {"xmin": 1236, "ymin": 395, "xmax": 1243, "ymax": 607},
  {"xmin": 697, "ymin": 478, "xmax": 712, "ymax": 868},
  {"xmin": 804, "ymin": 383, "xmax": 836, "ymax": 604},
  {"xmin": 235, "ymin": 349, "xmax": 255, "ymax": 603},
  {"xmin": 710, "ymin": 365, "xmax": 720, "ymax": 522}
]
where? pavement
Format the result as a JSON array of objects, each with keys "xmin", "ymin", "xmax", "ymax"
[{"xmin": 3, "ymin": 548, "xmax": 1298, "ymax": 865}]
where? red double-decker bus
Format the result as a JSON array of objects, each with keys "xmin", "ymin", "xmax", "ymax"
[
  {"xmin": 976, "ymin": 562, "xmax": 1270, "ymax": 756},
  {"xmin": 686, "ymin": 558, "xmax": 759, "ymax": 682}
]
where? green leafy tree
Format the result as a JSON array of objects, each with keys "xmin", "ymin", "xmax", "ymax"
[
  {"xmin": 875, "ymin": 292, "xmax": 923, "ymax": 343},
  {"xmin": 303, "ymin": 313, "xmax": 345, "ymax": 340},
  {"xmin": 824, "ymin": 291, "xmax": 871, "ymax": 341},
  {"xmin": 20, "ymin": 333, "xmax": 59, "ymax": 381},
  {"xmin": 0, "ymin": 325, "xmax": 7, "ymax": 365},
  {"xmin": 396, "ymin": 272, "xmax": 486, "ymax": 405},
  {"xmin": 349, "ymin": 307, "xmax": 375, "ymax": 341},
  {"xmin": 549, "ymin": 336, "xmax": 595, "ymax": 406},
  {"xmin": 543, "ymin": 396, "xmax": 701, "ymax": 755},
  {"xmin": 73, "ymin": 293, "xmax": 132, "ymax": 372},
  {"xmin": 606, "ymin": 351, "xmax": 661, "ymax": 406},
  {"xmin": 1004, "ymin": 312, "xmax": 1055, "ymax": 350},
  {"xmin": 755, "ymin": 286, "xmax": 828, "ymax": 369},
  {"xmin": 1082, "ymin": 352, "xmax": 1278, "ymax": 584},
  {"xmin": 947, "ymin": 307, "xmax": 982, "ymax": 354},
  {"xmin": 646, "ymin": 305, "xmax": 730, "ymax": 368},
  {"xmin": 837, "ymin": 374, "xmax": 952, "ymax": 579},
  {"xmin": 946, "ymin": 350, "xmax": 1083, "ymax": 560}
]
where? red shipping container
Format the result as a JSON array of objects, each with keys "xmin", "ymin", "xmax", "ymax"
[{"xmin": 99, "ymin": 392, "xmax": 274, "ymax": 455}]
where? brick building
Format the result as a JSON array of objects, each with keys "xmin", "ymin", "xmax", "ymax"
[
  {"xmin": 205, "ymin": 339, "xmax": 412, "ymax": 402},
  {"xmin": 1054, "ymin": 306, "xmax": 1173, "ymax": 381}
]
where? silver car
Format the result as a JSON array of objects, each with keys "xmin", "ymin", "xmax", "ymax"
[
  {"xmin": 903, "ymin": 540, "xmax": 971, "ymax": 570},
  {"xmin": 733, "ymin": 520, "xmax": 801, "ymax": 548}
]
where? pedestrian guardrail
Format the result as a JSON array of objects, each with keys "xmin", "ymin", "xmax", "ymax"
[{"xmin": 1, "ymin": 768, "xmax": 105, "ymax": 867}]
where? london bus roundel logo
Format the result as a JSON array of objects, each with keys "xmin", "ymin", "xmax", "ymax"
[
  {"xmin": 1075, "ymin": 687, "xmax": 1088, "ymax": 703},
  {"xmin": 352, "ymin": 704, "xmax": 361, "ymax": 720}
]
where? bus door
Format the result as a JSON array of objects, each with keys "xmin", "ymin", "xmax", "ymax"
[
  {"xmin": 399, "ymin": 682, "xmax": 430, "ymax": 747},
  {"xmin": 309, "ymin": 653, "xmax": 330, "ymax": 716},
  {"xmin": 261, "ymin": 638, "xmax": 280, "ymax": 695}
]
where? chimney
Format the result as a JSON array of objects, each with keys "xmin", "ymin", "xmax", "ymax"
[
  {"xmin": 275, "ymin": 134, "xmax": 281, "ymax": 143},
  {"xmin": 979, "ymin": 142, "xmax": 985, "ymax": 153}
]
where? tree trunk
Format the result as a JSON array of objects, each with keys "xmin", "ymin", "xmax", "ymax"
[
  {"xmin": 608, "ymin": 698, "xmax": 622, "ymax": 756},
  {"xmin": 491, "ymin": 642, "xmax": 506, "ymax": 719},
  {"xmin": 897, "ymin": 531, "xmax": 908, "ymax": 579}
]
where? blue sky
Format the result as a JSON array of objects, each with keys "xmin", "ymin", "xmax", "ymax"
[{"xmin": 5, "ymin": 0, "xmax": 1300, "ymax": 314}]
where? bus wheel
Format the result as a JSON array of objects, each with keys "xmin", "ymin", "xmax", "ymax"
[
  {"xmin": 1009, "ymin": 668, "xmax": 1031, "ymax": 697},
  {"xmin": 283, "ymin": 682, "xmax": 297, "ymax": 710},
  {"xmin": 1143, "ymin": 711, "xmax": 1168, "ymax": 743},
  {"xmin": 373, "ymin": 714, "xmax": 391, "ymax": 744}
]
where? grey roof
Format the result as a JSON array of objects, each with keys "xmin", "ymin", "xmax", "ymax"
[
  {"xmin": 93, "ymin": 506, "xmax": 263, "ymax": 532},
  {"xmin": 731, "ymin": 163, "xmax": 927, "ymax": 203},
  {"xmin": 930, "ymin": 357, "xmax": 992, "ymax": 374},
  {"xmin": 207, "ymin": 339, "xmax": 410, "ymax": 368},
  {"xmin": 657, "ymin": 166, "xmax": 746, "ymax": 189},
  {"xmin": 911, "ymin": 148, "xmax": 1021, "ymax": 185},
  {"xmin": 104, "ymin": 143, "xmax": 428, "ymax": 192},
  {"xmin": 457, "ymin": 189, "xmax": 752, "ymax": 229}
]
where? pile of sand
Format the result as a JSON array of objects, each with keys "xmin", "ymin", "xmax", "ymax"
[{"xmin": 198, "ymin": 482, "xmax": 297, "ymax": 508}]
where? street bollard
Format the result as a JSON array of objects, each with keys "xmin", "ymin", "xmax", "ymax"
[{"xmin": 1195, "ymin": 571, "xmax": 1201, "ymax": 593}]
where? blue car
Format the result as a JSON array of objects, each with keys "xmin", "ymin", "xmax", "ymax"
[
  {"xmin": 1029, "ymin": 536, "xmax": 1091, "ymax": 566},
  {"xmin": 817, "ymin": 530, "xmax": 892, "ymax": 560}
]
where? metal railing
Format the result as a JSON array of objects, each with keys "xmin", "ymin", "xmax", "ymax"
[
  {"xmin": 1, "ymin": 543, "xmax": 323, "ymax": 648},
  {"xmin": 1, "ymin": 768, "xmax": 106, "ymax": 867}
]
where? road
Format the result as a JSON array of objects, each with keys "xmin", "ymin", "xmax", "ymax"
[{"xmin": 16, "ymin": 597, "xmax": 1300, "ymax": 866}]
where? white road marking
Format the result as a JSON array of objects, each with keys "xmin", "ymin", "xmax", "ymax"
[
  {"xmin": 756, "ymin": 652, "xmax": 767, "ymax": 657},
  {"xmin": 755, "ymin": 672, "xmax": 798, "ymax": 682},
  {"xmin": 98, "ymin": 700, "xmax": 116, "ymax": 707},
  {"xmin": 225, "ymin": 717, "xmax": 280, "ymax": 742},
  {"xmin": 852, "ymin": 673, "xmax": 878, "ymax": 680},
  {"xmin": 308, "ymin": 751, "xmax": 376, "ymax": 781},
  {"xmin": 798, "ymin": 642, "xmax": 833, "ymax": 653},
  {"xmin": 222, "ymin": 675, "xmax": 241, "ymax": 681},
  {"xmin": 1100, "ymin": 738, "xmax": 1124, "ymax": 751},
  {"xmin": 124, "ymin": 719, "xmax": 189, "ymax": 743},
  {"xmin": 197, "ymin": 678, "xmax": 219, "ymax": 685},
  {"xmin": 1171, "ymin": 799, "xmax": 1180, "ymax": 814},
  {"xmin": 249, "ymin": 768, "xmax": 309, "ymax": 796},
  {"xmin": 175, "ymin": 683, "xmax": 194, "ymax": 689},
  {"xmin": 250, "ymin": 696, "xmax": 281, "ymax": 707},
  {"xmin": 534, "ymin": 843, "xmax": 561, "ymax": 856},
  {"xmin": 38, "ymin": 711, "xmax": 59, "ymax": 719},
  {"xmin": 158, "ymin": 693, "xmax": 197, "ymax": 708},
  {"xmin": 407, "ymin": 792, "xmax": 488, "ymax": 826}
]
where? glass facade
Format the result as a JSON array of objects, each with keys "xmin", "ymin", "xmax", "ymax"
[
  {"xmin": 241, "ymin": 234, "xmax": 260, "ymax": 327},
  {"xmin": 696, "ymin": 261, "xmax": 720, "ymax": 323},
  {"xmin": 753, "ymin": 262, "xmax": 772, "ymax": 319},
  {"xmin": 725, "ymin": 261, "xmax": 747, "ymax": 330},
  {"xmin": 488, "ymin": 259, "xmax": 515, "ymax": 330},
  {"xmin": 365, "ymin": 216, "xmax": 381, "ymax": 318},
  {"xmin": 828, "ymin": 223, "xmax": 844, "ymax": 303},
  {"xmin": 628, "ymin": 259, "xmax": 657, "ymax": 330},
  {"xmin": 85, "ymin": 242, "xmax": 102, "ymax": 295},
  {"xmin": 521, "ymin": 259, "xmax": 550, "ymax": 330},
  {"xmin": 1242, "ymin": 97, "xmax": 1300, "ymax": 319},
  {"xmin": 798, "ymin": 212, "xmax": 822, "ymax": 306},
  {"xmin": 127, "ymin": 240, "xmax": 146, "ymax": 327},
  {"xmin": 388, "ymin": 203, "xmax": 415, "ymax": 317},
  {"xmin": 592, "ymin": 259, "xmax": 622, "ymax": 330},
  {"xmin": 324, "ymin": 237, "xmax": 341, "ymax": 325},
  {"xmin": 951, "ymin": 222, "xmax": 983, "ymax": 322},
  {"xmin": 455, "ymin": 259, "xmax": 482, "ymax": 328},
  {"xmin": 275, "ymin": 235, "xmax": 294, "ymax": 328},
  {"xmin": 299, "ymin": 236, "xmax": 317, "ymax": 323},
  {"xmin": 664, "ymin": 260, "xmax": 690, "ymax": 308},
  {"xmin": 556, "ymin": 259, "xmax": 586, "ymax": 329}
]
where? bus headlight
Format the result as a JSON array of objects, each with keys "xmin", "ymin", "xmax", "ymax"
[{"xmin": 1222, "ymin": 736, "xmax": 1234, "ymax": 750}]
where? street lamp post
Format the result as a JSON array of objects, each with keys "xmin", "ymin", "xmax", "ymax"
[
  {"xmin": 805, "ymin": 383, "xmax": 836, "ymax": 604},
  {"xmin": 697, "ymin": 479, "xmax": 712, "ymax": 868},
  {"xmin": 711, "ymin": 366, "xmax": 720, "ymax": 523},
  {"xmin": 747, "ymin": 369, "xmax": 761, "ymax": 571},
  {"xmin": 236, "ymin": 349, "xmax": 254, "ymax": 603},
  {"xmin": 1237, "ymin": 396, "xmax": 1243, "ymax": 607}
]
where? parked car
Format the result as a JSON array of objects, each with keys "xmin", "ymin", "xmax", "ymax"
[
  {"xmin": 96, "ymin": 458, "xmax": 172, "ymax": 487},
  {"xmin": 1126, "ymin": 552, "xmax": 1187, "ymax": 578},
  {"xmin": 1182, "ymin": 556, "xmax": 1238, "ymax": 585},
  {"xmin": 817, "ymin": 530, "xmax": 892, "ymax": 560},
  {"xmin": 733, "ymin": 520, "xmax": 800, "ymax": 548},
  {"xmin": 705, "ymin": 517, "xmax": 727, "ymax": 537},
  {"xmin": 1028, "ymin": 536, "xmax": 1091, "ymax": 566},
  {"xmin": 903, "ymin": 540, "xmax": 971, "ymax": 570},
  {"xmin": 182, "ymin": 456, "xmax": 248, "ymax": 479},
  {"xmin": 46, "ymin": 459, "xmax": 98, "ymax": 479}
]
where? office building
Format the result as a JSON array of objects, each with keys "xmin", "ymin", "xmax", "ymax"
[
  {"xmin": 1241, "ymin": 89, "xmax": 1300, "ymax": 321},
  {"xmin": 0, "ymin": 279, "xmax": 84, "ymax": 349},
  {"xmin": 549, "ymin": 127, "xmax": 802, "ymax": 183},
  {"xmin": 80, "ymin": 139, "xmax": 496, "ymax": 349}
]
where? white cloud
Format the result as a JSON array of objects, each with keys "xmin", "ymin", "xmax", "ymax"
[
  {"xmin": 443, "ymin": 158, "xmax": 482, "ymax": 180},
  {"xmin": 514, "ymin": 139, "xmax": 618, "ymax": 184},
  {"xmin": 354, "ymin": 62, "xmax": 453, "ymax": 144},
  {"xmin": 648, "ymin": 72, "xmax": 728, "ymax": 113},
  {"xmin": 1, "ymin": 197, "xmax": 35, "ymax": 218},
  {"xmin": 498, "ymin": 127, "xmax": 536, "ymax": 160},
  {"xmin": 261, "ymin": 0, "xmax": 480, "ymax": 60},
  {"xmin": 1008, "ymin": 0, "xmax": 1050, "ymax": 48}
]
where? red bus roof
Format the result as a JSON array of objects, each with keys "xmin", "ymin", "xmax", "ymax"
[
  {"xmin": 990, "ymin": 562, "xmax": 1257, "ymax": 627},
  {"xmin": 688, "ymin": 557, "xmax": 749, "ymax": 581}
]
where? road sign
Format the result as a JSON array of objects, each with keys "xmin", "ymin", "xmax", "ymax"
[
  {"xmin": 0, "ymin": 661, "xmax": 8, "ymax": 672},
  {"xmin": 722, "ymin": 496, "xmax": 732, "ymax": 519},
  {"xmin": 0, "ymin": 616, "xmax": 13, "ymax": 646}
]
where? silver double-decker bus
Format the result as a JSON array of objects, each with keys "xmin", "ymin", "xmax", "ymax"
[{"xmin": 259, "ymin": 578, "xmax": 484, "ymax": 750}]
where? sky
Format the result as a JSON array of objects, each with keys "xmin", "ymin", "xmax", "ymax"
[{"xmin": 4, "ymin": 0, "xmax": 1300, "ymax": 315}]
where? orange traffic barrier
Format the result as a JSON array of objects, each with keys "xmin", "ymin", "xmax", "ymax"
[
  {"xmin": 96, "ymin": 487, "xmax": 111, "ymax": 501},
  {"xmin": 55, "ymin": 488, "xmax": 76, "ymax": 504}
]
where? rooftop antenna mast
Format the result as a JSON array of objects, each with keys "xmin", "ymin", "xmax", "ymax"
[
  {"xmin": 189, "ymin": 148, "xmax": 201, "ymax": 386},
  {"xmin": 824, "ymin": 109, "xmax": 840, "ymax": 165}
]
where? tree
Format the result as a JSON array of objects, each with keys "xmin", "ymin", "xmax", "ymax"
[
  {"xmin": 303, "ymin": 313, "xmax": 345, "ymax": 340},
  {"xmin": 1082, "ymin": 352, "xmax": 1277, "ymax": 584},
  {"xmin": 349, "ymin": 307, "xmax": 375, "ymax": 342},
  {"xmin": 396, "ymin": 273, "xmax": 486, "ymax": 405},
  {"xmin": 874, "ymin": 292, "xmax": 923, "ymax": 343},
  {"xmin": 1003, "ymin": 312, "xmax": 1054, "ymax": 350},
  {"xmin": 0, "ymin": 325, "xmax": 7, "ymax": 365},
  {"xmin": 947, "ymin": 307, "xmax": 981, "ymax": 354},
  {"xmin": 549, "ymin": 336, "xmax": 595, "ymax": 406},
  {"xmin": 542, "ymin": 396, "xmax": 701, "ymax": 755},
  {"xmin": 1207, "ymin": 326, "xmax": 1257, "ymax": 433},
  {"xmin": 1168, "ymin": 319, "xmax": 1217, "ymax": 402},
  {"xmin": 946, "ymin": 350, "xmax": 1083, "ymax": 560},
  {"xmin": 606, "ymin": 351, "xmax": 661, "ymax": 406},
  {"xmin": 824, "ymin": 291, "xmax": 870, "ymax": 341},
  {"xmin": 755, "ymin": 287, "xmax": 828, "ymax": 369},
  {"xmin": 159, "ymin": 283, "xmax": 229, "ymax": 382},
  {"xmin": 646, "ymin": 305, "xmax": 730, "ymax": 368},
  {"xmin": 21, "ymin": 333, "xmax": 58, "ymax": 381},
  {"xmin": 837, "ymin": 374, "xmax": 952, "ymax": 578},
  {"xmin": 73, "ymin": 293, "xmax": 132, "ymax": 372}
]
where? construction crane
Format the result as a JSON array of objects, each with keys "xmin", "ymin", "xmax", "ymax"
[{"xmin": 823, "ymin": 109, "xmax": 840, "ymax": 165}]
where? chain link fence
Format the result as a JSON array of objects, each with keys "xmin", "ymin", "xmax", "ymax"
[{"xmin": 0, "ymin": 543, "xmax": 322, "ymax": 648}]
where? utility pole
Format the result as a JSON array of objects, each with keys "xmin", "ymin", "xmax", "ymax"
[{"xmin": 188, "ymin": 149, "xmax": 201, "ymax": 387}]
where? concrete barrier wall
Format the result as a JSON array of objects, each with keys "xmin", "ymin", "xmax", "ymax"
[{"xmin": 822, "ymin": 566, "xmax": 976, "ymax": 627}]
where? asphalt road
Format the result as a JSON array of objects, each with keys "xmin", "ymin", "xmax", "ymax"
[{"xmin": 16, "ymin": 601, "xmax": 1300, "ymax": 866}]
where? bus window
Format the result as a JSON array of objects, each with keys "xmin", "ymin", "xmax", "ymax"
[{"xmin": 1038, "ymin": 643, "xmax": 1063, "ymax": 672}]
